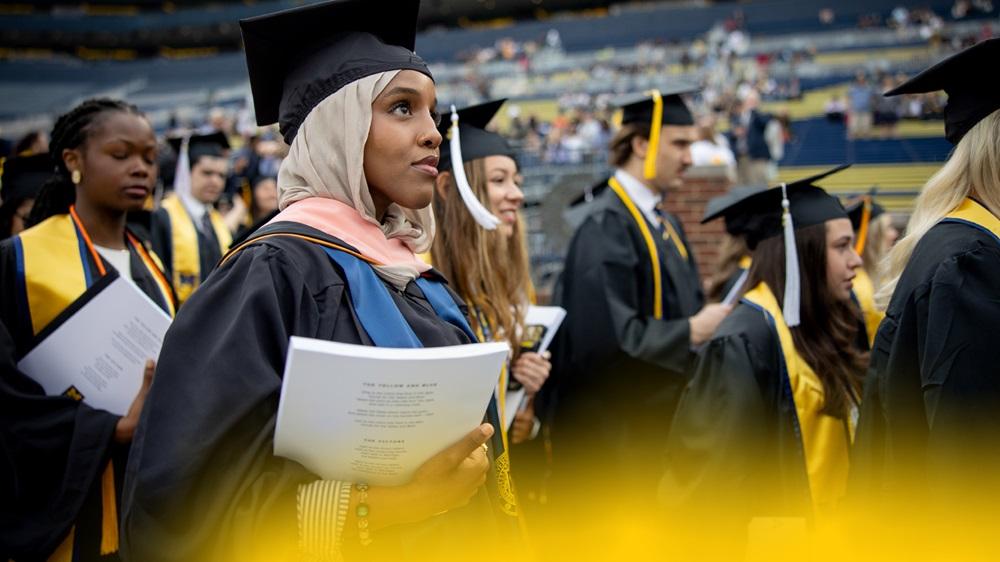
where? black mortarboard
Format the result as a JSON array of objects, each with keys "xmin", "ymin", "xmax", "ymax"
[
  {"xmin": 1, "ymin": 153, "xmax": 52, "ymax": 202},
  {"xmin": 701, "ymin": 184, "xmax": 769, "ymax": 237},
  {"xmin": 707, "ymin": 164, "xmax": 850, "ymax": 327},
  {"xmin": 240, "ymin": 0, "xmax": 431, "ymax": 144},
  {"xmin": 618, "ymin": 84, "xmax": 698, "ymax": 128},
  {"xmin": 885, "ymin": 38, "xmax": 1000, "ymax": 145},
  {"xmin": 615, "ymin": 85, "xmax": 698, "ymax": 180},
  {"xmin": 167, "ymin": 132, "xmax": 230, "ymax": 167},
  {"xmin": 438, "ymin": 99, "xmax": 516, "ymax": 171},
  {"xmin": 703, "ymin": 164, "xmax": 850, "ymax": 250},
  {"xmin": 845, "ymin": 194, "xmax": 885, "ymax": 232},
  {"xmin": 845, "ymin": 190, "xmax": 886, "ymax": 254}
]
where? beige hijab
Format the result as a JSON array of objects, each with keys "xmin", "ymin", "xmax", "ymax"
[{"xmin": 277, "ymin": 70, "xmax": 435, "ymax": 288}]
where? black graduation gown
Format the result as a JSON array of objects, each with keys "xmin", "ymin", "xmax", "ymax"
[
  {"xmin": 0, "ymin": 231, "xmax": 174, "ymax": 562},
  {"xmin": 119, "ymin": 222, "xmax": 501, "ymax": 562},
  {"xmin": 149, "ymin": 207, "xmax": 223, "ymax": 285},
  {"xmin": 548, "ymin": 186, "xmax": 704, "ymax": 500},
  {"xmin": 660, "ymin": 304, "xmax": 811, "ymax": 534},
  {"xmin": 851, "ymin": 219, "xmax": 1000, "ymax": 507}
]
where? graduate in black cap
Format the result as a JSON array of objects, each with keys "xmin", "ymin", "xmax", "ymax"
[
  {"xmin": 150, "ymin": 131, "xmax": 233, "ymax": 304},
  {"xmin": 121, "ymin": 2, "xmax": 518, "ymax": 561},
  {"xmin": 701, "ymin": 184, "xmax": 768, "ymax": 303},
  {"xmin": 0, "ymin": 153, "xmax": 52, "ymax": 238},
  {"xmin": 428, "ymin": 100, "xmax": 553, "ymax": 523},
  {"xmin": 546, "ymin": 86, "xmax": 730, "ymax": 516},
  {"xmin": 850, "ymin": 37, "xmax": 1000, "ymax": 515},
  {"xmin": 844, "ymin": 192, "xmax": 898, "ymax": 346},
  {"xmin": 0, "ymin": 99, "xmax": 174, "ymax": 562},
  {"xmin": 659, "ymin": 166, "xmax": 866, "ymax": 544}
]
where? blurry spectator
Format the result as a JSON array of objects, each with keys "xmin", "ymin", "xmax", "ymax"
[
  {"xmin": 691, "ymin": 113, "xmax": 736, "ymax": 182},
  {"xmin": 13, "ymin": 131, "xmax": 48, "ymax": 156},
  {"xmin": 819, "ymin": 7, "xmax": 835, "ymax": 25},
  {"xmin": 728, "ymin": 88, "xmax": 773, "ymax": 185},
  {"xmin": 764, "ymin": 109, "xmax": 790, "ymax": 181},
  {"xmin": 847, "ymin": 72, "xmax": 875, "ymax": 140},
  {"xmin": 825, "ymin": 94, "xmax": 847, "ymax": 123},
  {"xmin": 873, "ymin": 75, "xmax": 902, "ymax": 138}
]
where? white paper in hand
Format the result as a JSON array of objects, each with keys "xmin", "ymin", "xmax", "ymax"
[
  {"xmin": 17, "ymin": 274, "xmax": 171, "ymax": 415},
  {"xmin": 274, "ymin": 337, "xmax": 509, "ymax": 486}
]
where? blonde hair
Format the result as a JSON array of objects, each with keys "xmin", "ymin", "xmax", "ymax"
[
  {"xmin": 877, "ymin": 109, "xmax": 1000, "ymax": 307},
  {"xmin": 431, "ymin": 158, "xmax": 534, "ymax": 353},
  {"xmin": 861, "ymin": 213, "xmax": 893, "ymax": 290}
]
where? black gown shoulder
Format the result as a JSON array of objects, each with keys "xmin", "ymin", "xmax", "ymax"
[{"xmin": 120, "ymin": 222, "xmax": 473, "ymax": 562}]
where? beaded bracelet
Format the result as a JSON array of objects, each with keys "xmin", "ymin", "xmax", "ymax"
[{"xmin": 355, "ymin": 483, "xmax": 372, "ymax": 546}]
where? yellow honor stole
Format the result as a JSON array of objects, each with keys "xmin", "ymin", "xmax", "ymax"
[
  {"xmin": 852, "ymin": 268, "xmax": 883, "ymax": 347},
  {"xmin": 161, "ymin": 194, "xmax": 233, "ymax": 303},
  {"xmin": 943, "ymin": 197, "xmax": 1000, "ymax": 241},
  {"xmin": 608, "ymin": 176, "xmax": 695, "ymax": 320},
  {"xmin": 742, "ymin": 282, "xmax": 854, "ymax": 513},
  {"xmin": 13, "ymin": 206, "xmax": 174, "ymax": 560}
]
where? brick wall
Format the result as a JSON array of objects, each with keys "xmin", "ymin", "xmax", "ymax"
[{"xmin": 664, "ymin": 165, "xmax": 732, "ymax": 280}]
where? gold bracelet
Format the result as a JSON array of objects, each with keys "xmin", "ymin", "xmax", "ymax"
[{"xmin": 355, "ymin": 483, "xmax": 372, "ymax": 546}]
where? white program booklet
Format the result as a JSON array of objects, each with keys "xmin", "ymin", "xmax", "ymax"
[
  {"xmin": 17, "ymin": 273, "xmax": 172, "ymax": 416},
  {"xmin": 274, "ymin": 337, "xmax": 509, "ymax": 486},
  {"xmin": 503, "ymin": 305, "xmax": 567, "ymax": 429}
]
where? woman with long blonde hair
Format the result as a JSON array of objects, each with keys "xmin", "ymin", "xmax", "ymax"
[
  {"xmin": 431, "ymin": 100, "xmax": 551, "ymax": 446},
  {"xmin": 852, "ymin": 38, "xmax": 1000, "ymax": 508}
]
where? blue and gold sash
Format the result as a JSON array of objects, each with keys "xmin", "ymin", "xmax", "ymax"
[
  {"xmin": 12, "ymin": 206, "xmax": 174, "ymax": 561},
  {"xmin": 742, "ymin": 282, "xmax": 854, "ymax": 514},
  {"xmin": 161, "ymin": 194, "xmax": 232, "ymax": 303}
]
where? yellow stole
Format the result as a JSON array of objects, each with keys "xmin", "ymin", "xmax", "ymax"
[
  {"xmin": 852, "ymin": 268, "xmax": 883, "ymax": 347},
  {"xmin": 606, "ymin": 176, "xmax": 691, "ymax": 321},
  {"xmin": 944, "ymin": 197, "xmax": 1000, "ymax": 240},
  {"xmin": 742, "ymin": 282, "xmax": 854, "ymax": 514},
  {"xmin": 14, "ymin": 208, "xmax": 175, "ymax": 561},
  {"xmin": 161, "ymin": 194, "xmax": 232, "ymax": 303}
]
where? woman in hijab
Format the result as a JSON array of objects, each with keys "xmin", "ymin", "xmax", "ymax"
[{"xmin": 120, "ymin": 2, "xmax": 513, "ymax": 561}]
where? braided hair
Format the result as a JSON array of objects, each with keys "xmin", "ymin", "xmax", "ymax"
[{"xmin": 26, "ymin": 98, "xmax": 143, "ymax": 227}]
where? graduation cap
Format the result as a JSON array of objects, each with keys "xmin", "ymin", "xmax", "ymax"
[
  {"xmin": 885, "ymin": 38, "xmax": 1000, "ymax": 145},
  {"xmin": 615, "ymin": 84, "xmax": 698, "ymax": 180},
  {"xmin": 1, "ymin": 153, "xmax": 52, "ymax": 202},
  {"xmin": 167, "ymin": 132, "xmax": 230, "ymax": 200},
  {"xmin": 438, "ymin": 99, "xmax": 516, "ymax": 171},
  {"xmin": 440, "ymin": 100, "xmax": 517, "ymax": 230},
  {"xmin": 701, "ymin": 184, "xmax": 769, "ymax": 237},
  {"xmin": 845, "ymin": 190, "xmax": 886, "ymax": 255},
  {"xmin": 240, "ymin": 0, "xmax": 431, "ymax": 144},
  {"xmin": 703, "ymin": 164, "xmax": 851, "ymax": 326},
  {"xmin": 166, "ymin": 132, "xmax": 230, "ymax": 168}
]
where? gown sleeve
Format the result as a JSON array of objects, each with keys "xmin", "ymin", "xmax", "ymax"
[
  {"xmin": 0, "ymin": 319, "xmax": 121, "ymax": 560},
  {"xmin": 564, "ymin": 211, "xmax": 693, "ymax": 374},
  {"xmin": 659, "ymin": 329, "xmax": 772, "ymax": 517},
  {"xmin": 120, "ymin": 241, "xmax": 344, "ymax": 562}
]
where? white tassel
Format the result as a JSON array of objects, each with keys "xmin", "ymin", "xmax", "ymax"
[
  {"xmin": 173, "ymin": 136, "xmax": 192, "ymax": 200},
  {"xmin": 781, "ymin": 182, "xmax": 801, "ymax": 327},
  {"xmin": 448, "ymin": 105, "xmax": 501, "ymax": 230}
]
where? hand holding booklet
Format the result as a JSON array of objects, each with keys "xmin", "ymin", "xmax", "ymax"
[
  {"xmin": 504, "ymin": 305, "xmax": 566, "ymax": 429},
  {"xmin": 17, "ymin": 272, "xmax": 172, "ymax": 416},
  {"xmin": 274, "ymin": 337, "xmax": 509, "ymax": 486}
]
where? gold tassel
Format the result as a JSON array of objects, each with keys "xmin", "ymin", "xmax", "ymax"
[
  {"xmin": 854, "ymin": 196, "xmax": 872, "ymax": 255},
  {"xmin": 100, "ymin": 460, "xmax": 119, "ymax": 555},
  {"xmin": 643, "ymin": 89, "xmax": 664, "ymax": 180}
]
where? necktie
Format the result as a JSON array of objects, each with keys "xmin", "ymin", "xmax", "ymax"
[{"xmin": 654, "ymin": 203, "xmax": 689, "ymax": 261}]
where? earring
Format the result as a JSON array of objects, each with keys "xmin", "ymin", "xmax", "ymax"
[{"xmin": 71, "ymin": 170, "xmax": 82, "ymax": 185}]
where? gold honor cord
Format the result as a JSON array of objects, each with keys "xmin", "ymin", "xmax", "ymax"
[
  {"xmin": 608, "ymin": 177, "xmax": 663, "ymax": 319},
  {"xmin": 854, "ymin": 196, "xmax": 872, "ymax": 255},
  {"xmin": 643, "ymin": 89, "xmax": 664, "ymax": 180}
]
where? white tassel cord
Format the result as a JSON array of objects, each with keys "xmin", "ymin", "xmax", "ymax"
[
  {"xmin": 173, "ymin": 136, "xmax": 192, "ymax": 200},
  {"xmin": 448, "ymin": 105, "xmax": 501, "ymax": 230},
  {"xmin": 781, "ymin": 182, "xmax": 801, "ymax": 327}
]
